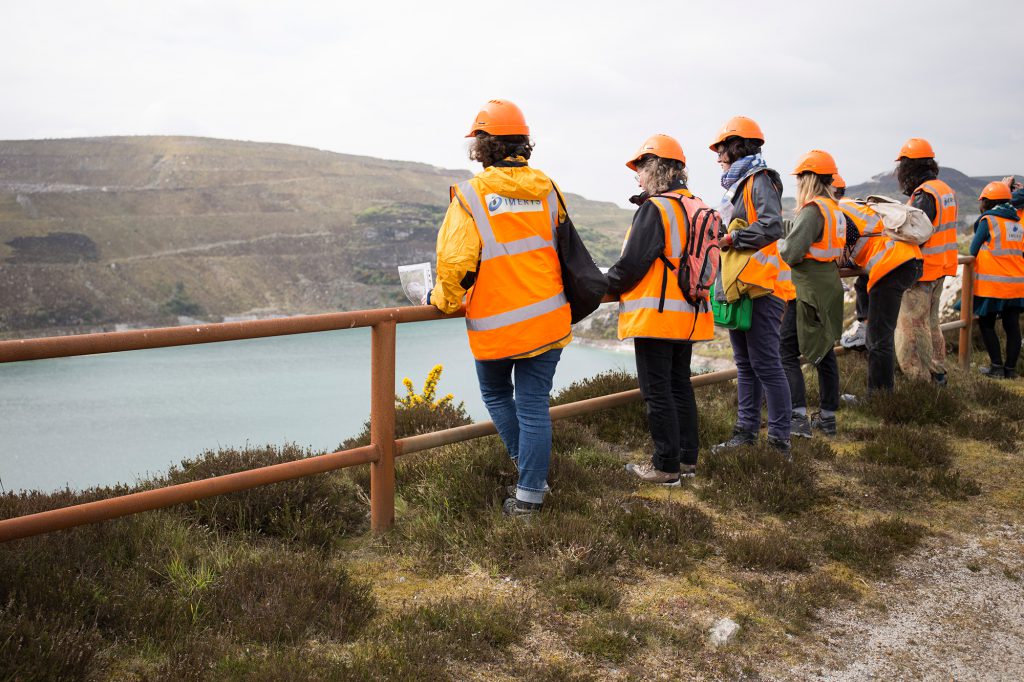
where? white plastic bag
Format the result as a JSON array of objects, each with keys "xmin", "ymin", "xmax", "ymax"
[{"xmin": 398, "ymin": 263, "xmax": 433, "ymax": 305}]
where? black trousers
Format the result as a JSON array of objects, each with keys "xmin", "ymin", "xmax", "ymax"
[
  {"xmin": 634, "ymin": 338, "xmax": 698, "ymax": 472},
  {"xmin": 978, "ymin": 308, "xmax": 1022, "ymax": 369},
  {"xmin": 780, "ymin": 302, "xmax": 839, "ymax": 412},
  {"xmin": 854, "ymin": 274, "xmax": 870, "ymax": 321},
  {"xmin": 867, "ymin": 259, "xmax": 923, "ymax": 392}
]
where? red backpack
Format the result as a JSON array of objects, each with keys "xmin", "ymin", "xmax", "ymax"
[{"xmin": 658, "ymin": 192, "xmax": 721, "ymax": 309}]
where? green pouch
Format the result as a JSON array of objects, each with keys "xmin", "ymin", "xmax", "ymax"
[{"xmin": 710, "ymin": 286, "xmax": 753, "ymax": 331}]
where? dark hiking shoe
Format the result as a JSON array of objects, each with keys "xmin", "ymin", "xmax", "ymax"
[
  {"xmin": 711, "ymin": 428, "xmax": 757, "ymax": 454},
  {"xmin": 1005, "ymin": 368, "xmax": 1019, "ymax": 380},
  {"xmin": 931, "ymin": 371, "xmax": 948, "ymax": 387},
  {"xmin": 502, "ymin": 498, "xmax": 542, "ymax": 518},
  {"xmin": 790, "ymin": 412, "xmax": 812, "ymax": 439},
  {"xmin": 766, "ymin": 435, "xmax": 793, "ymax": 460},
  {"xmin": 679, "ymin": 464, "xmax": 697, "ymax": 478},
  {"xmin": 979, "ymin": 364, "xmax": 1005, "ymax": 379},
  {"xmin": 811, "ymin": 412, "xmax": 837, "ymax": 437}
]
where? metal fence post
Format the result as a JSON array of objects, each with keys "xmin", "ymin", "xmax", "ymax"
[
  {"xmin": 370, "ymin": 320, "xmax": 397, "ymax": 533},
  {"xmin": 959, "ymin": 259, "xmax": 975, "ymax": 371}
]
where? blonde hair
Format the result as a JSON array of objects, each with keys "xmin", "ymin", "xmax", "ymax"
[
  {"xmin": 637, "ymin": 156, "xmax": 688, "ymax": 195},
  {"xmin": 795, "ymin": 172, "xmax": 835, "ymax": 208}
]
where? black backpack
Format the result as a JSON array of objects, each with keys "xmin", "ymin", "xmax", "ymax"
[{"xmin": 552, "ymin": 185, "xmax": 609, "ymax": 323}]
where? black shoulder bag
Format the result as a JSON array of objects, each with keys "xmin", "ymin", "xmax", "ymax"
[{"xmin": 551, "ymin": 184, "xmax": 609, "ymax": 323}]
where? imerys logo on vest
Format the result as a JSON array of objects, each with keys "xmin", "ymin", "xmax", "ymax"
[
  {"xmin": 941, "ymin": 194, "xmax": 956, "ymax": 208},
  {"xmin": 485, "ymin": 194, "xmax": 543, "ymax": 216}
]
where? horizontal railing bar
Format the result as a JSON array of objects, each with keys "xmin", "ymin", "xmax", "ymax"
[
  {"xmin": 0, "ymin": 306, "xmax": 461, "ymax": 364},
  {"xmin": 396, "ymin": 367, "xmax": 740, "ymax": 456},
  {"xmin": 0, "ymin": 444, "xmax": 378, "ymax": 543}
]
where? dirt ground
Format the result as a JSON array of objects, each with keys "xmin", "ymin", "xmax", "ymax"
[{"xmin": 770, "ymin": 524, "xmax": 1024, "ymax": 681}]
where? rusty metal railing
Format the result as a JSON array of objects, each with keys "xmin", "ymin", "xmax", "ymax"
[{"xmin": 0, "ymin": 257, "xmax": 975, "ymax": 543}]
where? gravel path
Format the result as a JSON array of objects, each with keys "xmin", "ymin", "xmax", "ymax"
[{"xmin": 772, "ymin": 525, "xmax": 1024, "ymax": 681}]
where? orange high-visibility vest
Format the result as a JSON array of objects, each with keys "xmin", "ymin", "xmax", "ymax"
[
  {"xmin": 617, "ymin": 194, "xmax": 714, "ymax": 342},
  {"xmin": 914, "ymin": 179, "xmax": 958, "ymax": 281},
  {"xmin": 452, "ymin": 179, "xmax": 571, "ymax": 360},
  {"xmin": 839, "ymin": 198, "xmax": 922, "ymax": 292},
  {"xmin": 802, "ymin": 197, "xmax": 847, "ymax": 262},
  {"xmin": 736, "ymin": 175, "xmax": 795, "ymax": 301},
  {"xmin": 973, "ymin": 214, "xmax": 1024, "ymax": 300}
]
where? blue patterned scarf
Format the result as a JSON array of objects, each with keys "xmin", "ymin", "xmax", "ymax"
[{"xmin": 720, "ymin": 153, "xmax": 767, "ymax": 190}]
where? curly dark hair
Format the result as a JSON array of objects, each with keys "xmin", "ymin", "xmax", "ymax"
[
  {"xmin": 468, "ymin": 133, "xmax": 534, "ymax": 168},
  {"xmin": 896, "ymin": 157, "xmax": 939, "ymax": 196},
  {"xmin": 717, "ymin": 136, "xmax": 763, "ymax": 163},
  {"xmin": 635, "ymin": 155, "xmax": 687, "ymax": 195},
  {"xmin": 834, "ymin": 186, "xmax": 846, "ymax": 199}
]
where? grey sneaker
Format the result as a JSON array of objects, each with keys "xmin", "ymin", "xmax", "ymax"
[
  {"xmin": 811, "ymin": 412, "xmax": 837, "ymax": 437},
  {"xmin": 711, "ymin": 427, "xmax": 758, "ymax": 454},
  {"xmin": 840, "ymin": 320, "xmax": 867, "ymax": 351},
  {"xmin": 679, "ymin": 464, "xmax": 697, "ymax": 478},
  {"xmin": 791, "ymin": 411, "xmax": 812, "ymax": 439},
  {"xmin": 502, "ymin": 497, "xmax": 542, "ymax": 517},
  {"xmin": 625, "ymin": 462, "xmax": 681, "ymax": 487}
]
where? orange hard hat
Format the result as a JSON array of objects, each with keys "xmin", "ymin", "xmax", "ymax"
[
  {"xmin": 792, "ymin": 149, "xmax": 839, "ymax": 176},
  {"xmin": 896, "ymin": 137, "xmax": 935, "ymax": 161},
  {"xmin": 709, "ymin": 116, "xmax": 765, "ymax": 151},
  {"xmin": 979, "ymin": 181, "xmax": 1012, "ymax": 201},
  {"xmin": 626, "ymin": 133, "xmax": 686, "ymax": 171},
  {"xmin": 466, "ymin": 99, "xmax": 530, "ymax": 138},
  {"xmin": 832, "ymin": 173, "xmax": 846, "ymax": 189}
]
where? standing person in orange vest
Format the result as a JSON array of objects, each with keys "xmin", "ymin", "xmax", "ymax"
[
  {"xmin": 430, "ymin": 99, "xmax": 571, "ymax": 517},
  {"xmin": 835, "ymin": 175, "xmax": 924, "ymax": 394},
  {"xmin": 608, "ymin": 134, "xmax": 714, "ymax": 484},
  {"xmin": 970, "ymin": 182, "xmax": 1024, "ymax": 379},
  {"xmin": 708, "ymin": 116, "xmax": 793, "ymax": 455},
  {"xmin": 779, "ymin": 151, "xmax": 846, "ymax": 437},
  {"xmin": 893, "ymin": 138, "xmax": 958, "ymax": 385}
]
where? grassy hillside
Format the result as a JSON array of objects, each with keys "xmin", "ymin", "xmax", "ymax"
[
  {"xmin": 2, "ymin": 346, "xmax": 1022, "ymax": 680},
  {"xmin": 0, "ymin": 136, "xmax": 631, "ymax": 337}
]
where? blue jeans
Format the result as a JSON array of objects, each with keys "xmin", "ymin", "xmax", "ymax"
[
  {"xmin": 475, "ymin": 347, "xmax": 562, "ymax": 505},
  {"xmin": 728, "ymin": 295, "xmax": 792, "ymax": 440}
]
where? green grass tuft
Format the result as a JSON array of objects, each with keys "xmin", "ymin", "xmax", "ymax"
[
  {"xmin": 724, "ymin": 527, "xmax": 812, "ymax": 572},
  {"xmin": 824, "ymin": 517, "xmax": 927, "ymax": 576},
  {"xmin": 698, "ymin": 444, "xmax": 820, "ymax": 514}
]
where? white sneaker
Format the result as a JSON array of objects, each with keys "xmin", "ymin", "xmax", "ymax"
[{"xmin": 841, "ymin": 320, "xmax": 867, "ymax": 350}]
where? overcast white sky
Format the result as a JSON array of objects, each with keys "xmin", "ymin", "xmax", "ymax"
[{"xmin": 1, "ymin": 0, "xmax": 1022, "ymax": 207}]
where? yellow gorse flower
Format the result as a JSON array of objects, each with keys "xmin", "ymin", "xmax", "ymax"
[{"xmin": 397, "ymin": 365, "xmax": 455, "ymax": 411}]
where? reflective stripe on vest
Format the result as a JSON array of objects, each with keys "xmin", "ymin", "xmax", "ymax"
[
  {"xmin": 453, "ymin": 179, "xmax": 570, "ymax": 360},
  {"xmin": 976, "ymin": 273, "xmax": 1024, "ymax": 284},
  {"xmin": 619, "ymin": 297, "xmax": 702, "ymax": 314},
  {"xmin": 804, "ymin": 197, "xmax": 846, "ymax": 261},
  {"xmin": 465, "ymin": 292, "xmax": 568, "ymax": 331}
]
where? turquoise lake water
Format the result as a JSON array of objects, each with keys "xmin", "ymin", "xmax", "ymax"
[{"xmin": 0, "ymin": 318, "xmax": 636, "ymax": 492}]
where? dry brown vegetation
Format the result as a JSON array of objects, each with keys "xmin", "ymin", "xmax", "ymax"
[{"xmin": 2, "ymin": 346, "xmax": 1023, "ymax": 680}]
